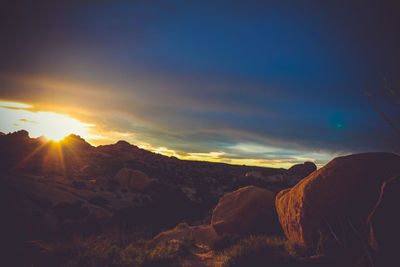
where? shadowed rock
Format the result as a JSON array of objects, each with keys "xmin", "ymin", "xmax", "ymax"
[
  {"xmin": 211, "ymin": 185, "xmax": 281, "ymax": 236},
  {"xmin": 283, "ymin": 161, "xmax": 317, "ymax": 186},
  {"xmin": 288, "ymin": 161, "xmax": 317, "ymax": 177},
  {"xmin": 367, "ymin": 175, "xmax": 400, "ymax": 266}
]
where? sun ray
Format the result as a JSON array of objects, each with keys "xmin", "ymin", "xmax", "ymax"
[
  {"xmin": 54, "ymin": 142, "xmax": 67, "ymax": 178},
  {"xmin": 16, "ymin": 139, "xmax": 50, "ymax": 171}
]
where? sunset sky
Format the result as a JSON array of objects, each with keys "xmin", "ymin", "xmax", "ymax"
[{"xmin": 1, "ymin": 1, "xmax": 399, "ymax": 168}]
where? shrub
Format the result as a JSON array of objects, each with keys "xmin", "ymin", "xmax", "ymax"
[
  {"xmin": 210, "ymin": 234, "xmax": 241, "ymax": 252},
  {"xmin": 141, "ymin": 239, "xmax": 194, "ymax": 267},
  {"xmin": 218, "ymin": 235, "xmax": 300, "ymax": 267},
  {"xmin": 35, "ymin": 233, "xmax": 194, "ymax": 267}
]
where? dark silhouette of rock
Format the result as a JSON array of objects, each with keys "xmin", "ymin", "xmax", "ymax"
[
  {"xmin": 61, "ymin": 134, "xmax": 92, "ymax": 151},
  {"xmin": 211, "ymin": 185, "xmax": 281, "ymax": 236},
  {"xmin": 283, "ymin": 161, "xmax": 317, "ymax": 186},
  {"xmin": 288, "ymin": 161, "xmax": 317, "ymax": 176},
  {"xmin": 275, "ymin": 152, "xmax": 400, "ymax": 256},
  {"xmin": 10, "ymin": 129, "xmax": 29, "ymax": 139}
]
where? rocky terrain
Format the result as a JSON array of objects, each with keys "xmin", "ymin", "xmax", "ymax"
[
  {"xmin": 2, "ymin": 130, "xmax": 399, "ymax": 267},
  {"xmin": 0, "ymin": 130, "xmax": 313, "ymax": 266}
]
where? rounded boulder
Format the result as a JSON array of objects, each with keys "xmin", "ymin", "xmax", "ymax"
[
  {"xmin": 275, "ymin": 152, "xmax": 400, "ymax": 254},
  {"xmin": 211, "ymin": 185, "xmax": 281, "ymax": 236}
]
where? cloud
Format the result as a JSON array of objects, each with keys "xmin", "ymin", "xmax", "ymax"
[
  {"xmin": 20, "ymin": 118, "xmax": 37, "ymax": 123},
  {"xmin": 1, "ymin": 71, "xmax": 398, "ymax": 158}
]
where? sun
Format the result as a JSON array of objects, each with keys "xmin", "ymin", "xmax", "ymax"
[
  {"xmin": 0, "ymin": 101, "xmax": 103, "ymax": 143},
  {"xmin": 35, "ymin": 112, "xmax": 98, "ymax": 142}
]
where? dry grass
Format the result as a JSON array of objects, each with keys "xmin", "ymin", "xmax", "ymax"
[
  {"xmin": 22, "ymin": 232, "xmax": 195, "ymax": 267},
  {"xmin": 216, "ymin": 235, "xmax": 301, "ymax": 267}
]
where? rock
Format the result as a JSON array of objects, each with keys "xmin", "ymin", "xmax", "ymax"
[
  {"xmin": 60, "ymin": 134, "xmax": 92, "ymax": 151},
  {"xmin": 288, "ymin": 161, "xmax": 317, "ymax": 176},
  {"xmin": 179, "ymin": 186, "xmax": 201, "ymax": 203},
  {"xmin": 113, "ymin": 168, "xmax": 152, "ymax": 190},
  {"xmin": 275, "ymin": 152, "xmax": 400, "ymax": 254},
  {"xmin": 283, "ymin": 161, "xmax": 317, "ymax": 186},
  {"xmin": 152, "ymin": 222, "xmax": 218, "ymax": 247},
  {"xmin": 366, "ymin": 175, "xmax": 400, "ymax": 265},
  {"xmin": 211, "ymin": 185, "xmax": 281, "ymax": 236},
  {"xmin": 245, "ymin": 171, "xmax": 265, "ymax": 179},
  {"xmin": 245, "ymin": 171, "xmax": 282, "ymax": 183},
  {"xmin": 264, "ymin": 174, "xmax": 283, "ymax": 183}
]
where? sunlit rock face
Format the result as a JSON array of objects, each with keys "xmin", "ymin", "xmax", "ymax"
[
  {"xmin": 211, "ymin": 185, "xmax": 281, "ymax": 236},
  {"xmin": 275, "ymin": 152, "xmax": 400, "ymax": 256}
]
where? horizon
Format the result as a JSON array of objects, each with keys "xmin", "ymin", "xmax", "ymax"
[
  {"xmin": 1, "ymin": 1, "xmax": 400, "ymax": 169},
  {"xmin": 0, "ymin": 99, "xmax": 336, "ymax": 168},
  {"xmin": 1, "ymin": 126, "xmax": 330, "ymax": 169}
]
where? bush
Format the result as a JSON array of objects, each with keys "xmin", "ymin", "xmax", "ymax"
[
  {"xmin": 29, "ymin": 233, "xmax": 194, "ymax": 267},
  {"xmin": 218, "ymin": 235, "xmax": 300, "ymax": 267},
  {"xmin": 141, "ymin": 239, "xmax": 193, "ymax": 267},
  {"xmin": 210, "ymin": 234, "xmax": 241, "ymax": 252}
]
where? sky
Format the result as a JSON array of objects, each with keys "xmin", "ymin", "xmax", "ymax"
[{"xmin": 0, "ymin": 0, "xmax": 400, "ymax": 168}]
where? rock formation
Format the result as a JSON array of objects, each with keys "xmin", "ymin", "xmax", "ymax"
[
  {"xmin": 283, "ymin": 161, "xmax": 317, "ymax": 186},
  {"xmin": 211, "ymin": 185, "xmax": 281, "ymax": 236},
  {"xmin": 275, "ymin": 152, "xmax": 400, "ymax": 255}
]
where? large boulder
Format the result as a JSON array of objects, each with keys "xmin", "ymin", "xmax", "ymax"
[
  {"xmin": 366, "ymin": 175, "xmax": 400, "ymax": 265},
  {"xmin": 275, "ymin": 152, "xmax": 400, "ymax": 255},
  {"xmin": 152, "ymin": 222, "xmax": 218, "ymax": 247},
  {"xmin": 113, "ymin": 168, "xmax": 152, "ymax": 190},
  {"xmin": 211, "ymin": 185, "xmax": 281, "ymax": 236}
]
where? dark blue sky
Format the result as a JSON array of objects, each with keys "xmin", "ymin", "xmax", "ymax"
[{"xmin": 0, "ymin": 0, "xmax": 399, "ymax": 167}]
